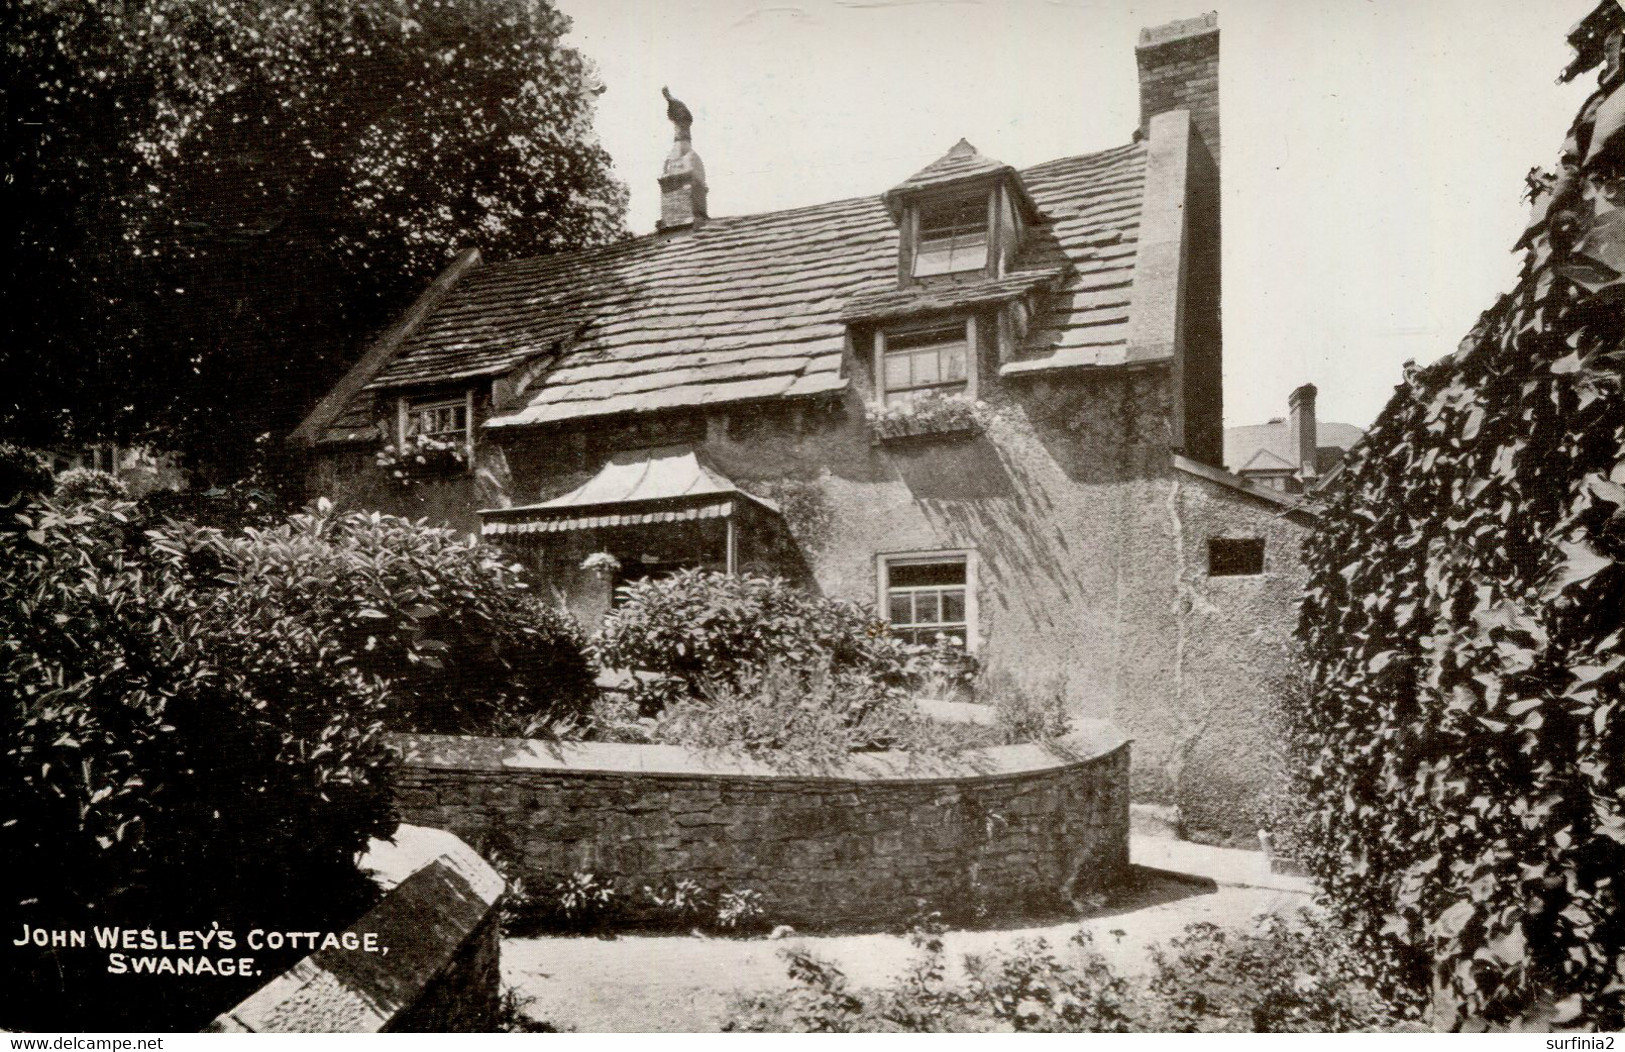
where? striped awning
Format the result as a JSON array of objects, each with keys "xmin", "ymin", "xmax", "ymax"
[{"xmin": 478, "ymin": 445, "xmax": 778, "ymax": 537}]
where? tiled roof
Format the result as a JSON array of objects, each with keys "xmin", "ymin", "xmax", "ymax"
[
  {"xmin": 333, "ymin": 140, "xmax": 1148, "ymax": 439},
  {"xmin": 882, "ymin": 138, "xmax": 1042, "ymax": 222},
  {"xmin": 1223, "ymin": 419, "xmax": 1366, "ymax": 475},
  {"xmin": 839, "ymin": 268, "xmax": 1066, "ymax": 324}
]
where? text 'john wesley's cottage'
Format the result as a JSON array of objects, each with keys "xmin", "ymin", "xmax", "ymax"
[{"xmin": 295, "ymin": 13, "xmax": 1313, "ymax": 842}]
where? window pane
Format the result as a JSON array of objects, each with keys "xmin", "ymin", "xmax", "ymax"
[
  {"xmin": 889, "ymin": 594, "xmax": 913, "ymax": 624},
  {"xmin": 944, "ymin": 346, "xmax": 967, "ymax": 382},
  {"xmin": 889, "ymin": 560, "xmax": 966, "ymax": 588},
  {"xmin": 913, "ymin": 591, "xmax": 940, "ymax": 625},
  {"xmin": 884, "ymin": 354, "xmax": 912, "ymax": 390},
  {"xmin": 942, "ymin": 589, "xmax": 966, "ymax": 623},
  {"xmin": 910, "ymin": 350, "xmax": 940, "ymax": 385}
]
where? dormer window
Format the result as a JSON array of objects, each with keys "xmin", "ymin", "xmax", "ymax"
[
  {"xmin": 398, "ymin": 391, "xmax": 474, "ymax": 450},
  {"xmin": 914, "ymin": 196, "xmax": 989, "ymax": 277},
  {"xmin": 878, "ymin": 320, "xmax": 973, "ymax": 404},
  {"xmin": 884, "ymin": 139, "xmax": 1042, "ymax": 288}
]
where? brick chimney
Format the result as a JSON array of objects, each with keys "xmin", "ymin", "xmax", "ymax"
[
  {"xmin": 1131, "ymin": 13, "xmax": 1223, "ymax": 468},
  {"xmin": 1136, "ymin": 12, "xmax": 1220, "ymax": 163},
  {"xmin": 657, "ymin": 88, "xmax": 708, "ymax": 232},
  {"xmin": 1289, "ymin": 383, "xmax": 1319, "ymax": 482}
]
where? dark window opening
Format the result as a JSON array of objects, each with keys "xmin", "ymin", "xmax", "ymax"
[{"xmin": 1208, "ymin": 538, "xmax": 1266, "ymax": 577}]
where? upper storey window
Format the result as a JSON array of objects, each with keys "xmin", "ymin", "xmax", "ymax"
[
  {"xmin": 913, "ymin": 196, "xmax": 989, "ymax": 277},
  {"xmin": 399, "ymin": 391, "xmax": 473, "ymax": 451},
  {"xmin": 881, "ymin": 322, "xmax": 970, "ymax": 404}
]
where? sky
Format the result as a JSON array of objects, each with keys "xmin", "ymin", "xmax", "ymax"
[{"xmin": 550, "ymin": 0, "xmax": 1599, "ymax": 433}]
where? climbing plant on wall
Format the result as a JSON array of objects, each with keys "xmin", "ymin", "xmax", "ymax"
[{"xmin": 1293, "ymin": 5, "xmax": 1625, "ymax": 1031}]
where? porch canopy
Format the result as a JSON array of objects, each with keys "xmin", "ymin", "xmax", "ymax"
[{"xmin": 478, "ymin": 445, "xmax": 779, "ymax": 549}]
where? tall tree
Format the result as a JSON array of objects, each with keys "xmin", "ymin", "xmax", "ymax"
[{"xmin": 1, "ymin": 0, "xmax": 627, "ymax": 474}]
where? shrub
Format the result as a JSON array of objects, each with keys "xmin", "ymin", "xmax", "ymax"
[
  {"xmin": 2, "ymin": 499, "xmax": 395, "ymax": 1030},
  {"xmin": 197, "ymin": 500, "xmax": 596, "ymax": 735},
  {"xmin": 0, "ymin": 441, "xmax": 54, "ymax": 504},
  {"xmin": 1292, "ymin": 40, "xmax": 1625, "ymax": 1029},
  {"xmin": 52, "ymin": 467, "xmax": 128, "ymax": 505},
  {"xmin": 591, "ymin": 569, "xmax": 953, "ymax": 714},
  {"xmin": 1144, "ymin": 914, "xmax": 1406, "ymax": 1032},
  {"xmin": 652, "ymin": 660, "xmax": 916, "ymax": 771},
  {"xmin": 725, "ymin": 913, "xmax": 1407, "ymax": 1033}
]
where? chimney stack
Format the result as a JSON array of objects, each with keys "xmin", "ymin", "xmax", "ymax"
[
  {"xmin": 657, "ymin": 88, "xmax": 708, "ymax": 232},
  {"xmin": 1136, "ymin": 12, "xmax": 1220, "ymax": 163},
  {"xmin": 1288, "ymin": 383, "xmax": 1319, "ymax": 483}
]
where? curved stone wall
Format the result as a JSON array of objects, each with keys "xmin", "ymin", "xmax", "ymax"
[{"xmin": 390, "ymin": 727, "xmax": 1130, "ymax": 930}]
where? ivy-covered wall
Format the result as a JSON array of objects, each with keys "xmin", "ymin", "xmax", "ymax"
[{"xmin": 1294, "ymin": 2, "xmax": 1625, "ymax": 1028}]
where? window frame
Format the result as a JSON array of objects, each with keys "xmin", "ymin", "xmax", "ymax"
[
  {"xmin": 912, "ymin": 193, "xmax": 992, "ymax": 277},
  {"xmin": 397, "ymin": 390, "xmax": 475, "ymax": 453},
  {"xmin": 876, "ymin": 549, "xmax": 979, "ymax": 654},
  {"xmin": 874, "ymin": 317, "xmax": 978, "ymax": 406}
]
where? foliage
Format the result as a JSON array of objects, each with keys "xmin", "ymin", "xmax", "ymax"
[
  {"xmin": 203, "ymin": 500, "xmax": 596, "ymax": 734},
  {"xmin": 864, "ymin": 393, "xmax": 984, "ymax": 442},
  {"xmin": 1, "ymin": 498, "xmax": 396, "ymax": 1030},
  {"xmin": 644, "ymin": 879, "xmax": 708, "ymax": 924},
  {"xmin": 1144, "ymin": 914, "xmax": 1406, "ymax": 1032},
  {"xmin": 652, "ymin": 661, "xmax": 912, "ymax": 771},
  {"xmin": 375, "ymin": 434, "xmax": 469, "ymax": 486},
  {"xmin": 982, "ymin": 670, "xmax": 1073, "ymax": 745},
  {"xmin": 552, "ymin": 872, "xmax": 617, "ymax": 929},
  {"xmin": 1, "ymin": 0, "xmax": 627, "ymax": 468},
  {"xmin": 494, "ymin": 986, "xmax": 564, "ymax": 1033},
  {"xmin": 51, "ymin": 467, "xmax": 128, "ymax": 505},
  {"xmin": 1292, "ymin": 34, "xmax": 1625, "ymax": 1030},
  {"xmin": 715, "ymin": 888, "xmax": 768, "ymax": 933},
  {"xmin": 591, "ymin": 569, "xmax": 956, "ymax": 714},
  {"xmin": 726, "ymin": 928, "xmax": 1132, "ymax": 1032},
  {"xmin": 0, "ymin": 442, "xmax": 54, "ymax": 504},
  {"xmin": 725, "ymin": 912, "xmax": 1407, "ymax": 1033}
]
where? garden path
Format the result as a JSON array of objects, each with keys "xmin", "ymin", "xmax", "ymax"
[{"xmin": 502, "ymin": 835, "xmax": 1315, "ymax": 1032}]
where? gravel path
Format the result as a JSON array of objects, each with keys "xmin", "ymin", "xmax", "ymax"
[{"xmin": 502, "ymin": 866, "xmax": 1312, "ymax": 1032}]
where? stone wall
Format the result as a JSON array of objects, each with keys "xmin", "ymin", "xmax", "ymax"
[
  {"xmin": 210, "ymin": 826, "xmax": 504, "ymax": 1033},
  {"xmin": 390, "ymin": 728, "xmax": 1130, "ymax": 930}
]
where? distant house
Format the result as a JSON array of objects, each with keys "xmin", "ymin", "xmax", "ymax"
[
  {"xmin": 294, "ymin": 13, "xmax": 1313, "ymax": 842},
  {"xmin": 1224, "ymin": 383, "xmax": 1364, "ymax": 494}
]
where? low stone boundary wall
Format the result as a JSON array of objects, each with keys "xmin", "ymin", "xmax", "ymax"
[
  {"xmin": 210, "ymin": 825, "xmax": 504, "ymax": 1033},
  {"xmin": 390, "ymin": 727, "xmax": 1130, "ymax": 930}
]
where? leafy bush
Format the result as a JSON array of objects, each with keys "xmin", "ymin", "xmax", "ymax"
[
  {"xmin": 1293, "ymin": 41, "xmax": 1625, "ymax": 1029},
  {"xmin": 726, "ymin": 912, "xmax": 1407, "ymax": 1033},
  {"xmin": 200, "ymin": 500, "xmax": 596, "ymax": 735},
  {"xmin": 0, "ymin": 441, "xmax": 54, "ymax": 504},
  {"xmin": 591, "ymin": 569, "xmax": 965, "ymax": 714},
  {"xmin": 2, "ymin": 499, "xmax": 396, "ymax": 1030},
  {"xmin": 652, "ymin": 660, "xmax": 918, "ymax": 771},
  {"xmin": 52, "ymin": 466, "xmax": 128, "ymax": 505},
  {"xmin": 1144, "ymin": 914, "xmax": 1406, "ymax": 1032}
]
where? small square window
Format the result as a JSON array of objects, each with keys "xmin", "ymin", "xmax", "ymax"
[
  {"xmin": 1208, "ymin": 538, "xmax": 1265, "ymax": 577},
  {"xmin": 914, "ymin": 197, "xmax": 988, "ymax": 277},
  {"xmin": 880, "ymin": 553, "xmax": 974, "ymax": 650}
]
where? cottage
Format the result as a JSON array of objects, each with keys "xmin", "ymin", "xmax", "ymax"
[{"xmin": 295, "ymin": 12, "xmax": 1314, "ymax": 842}]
